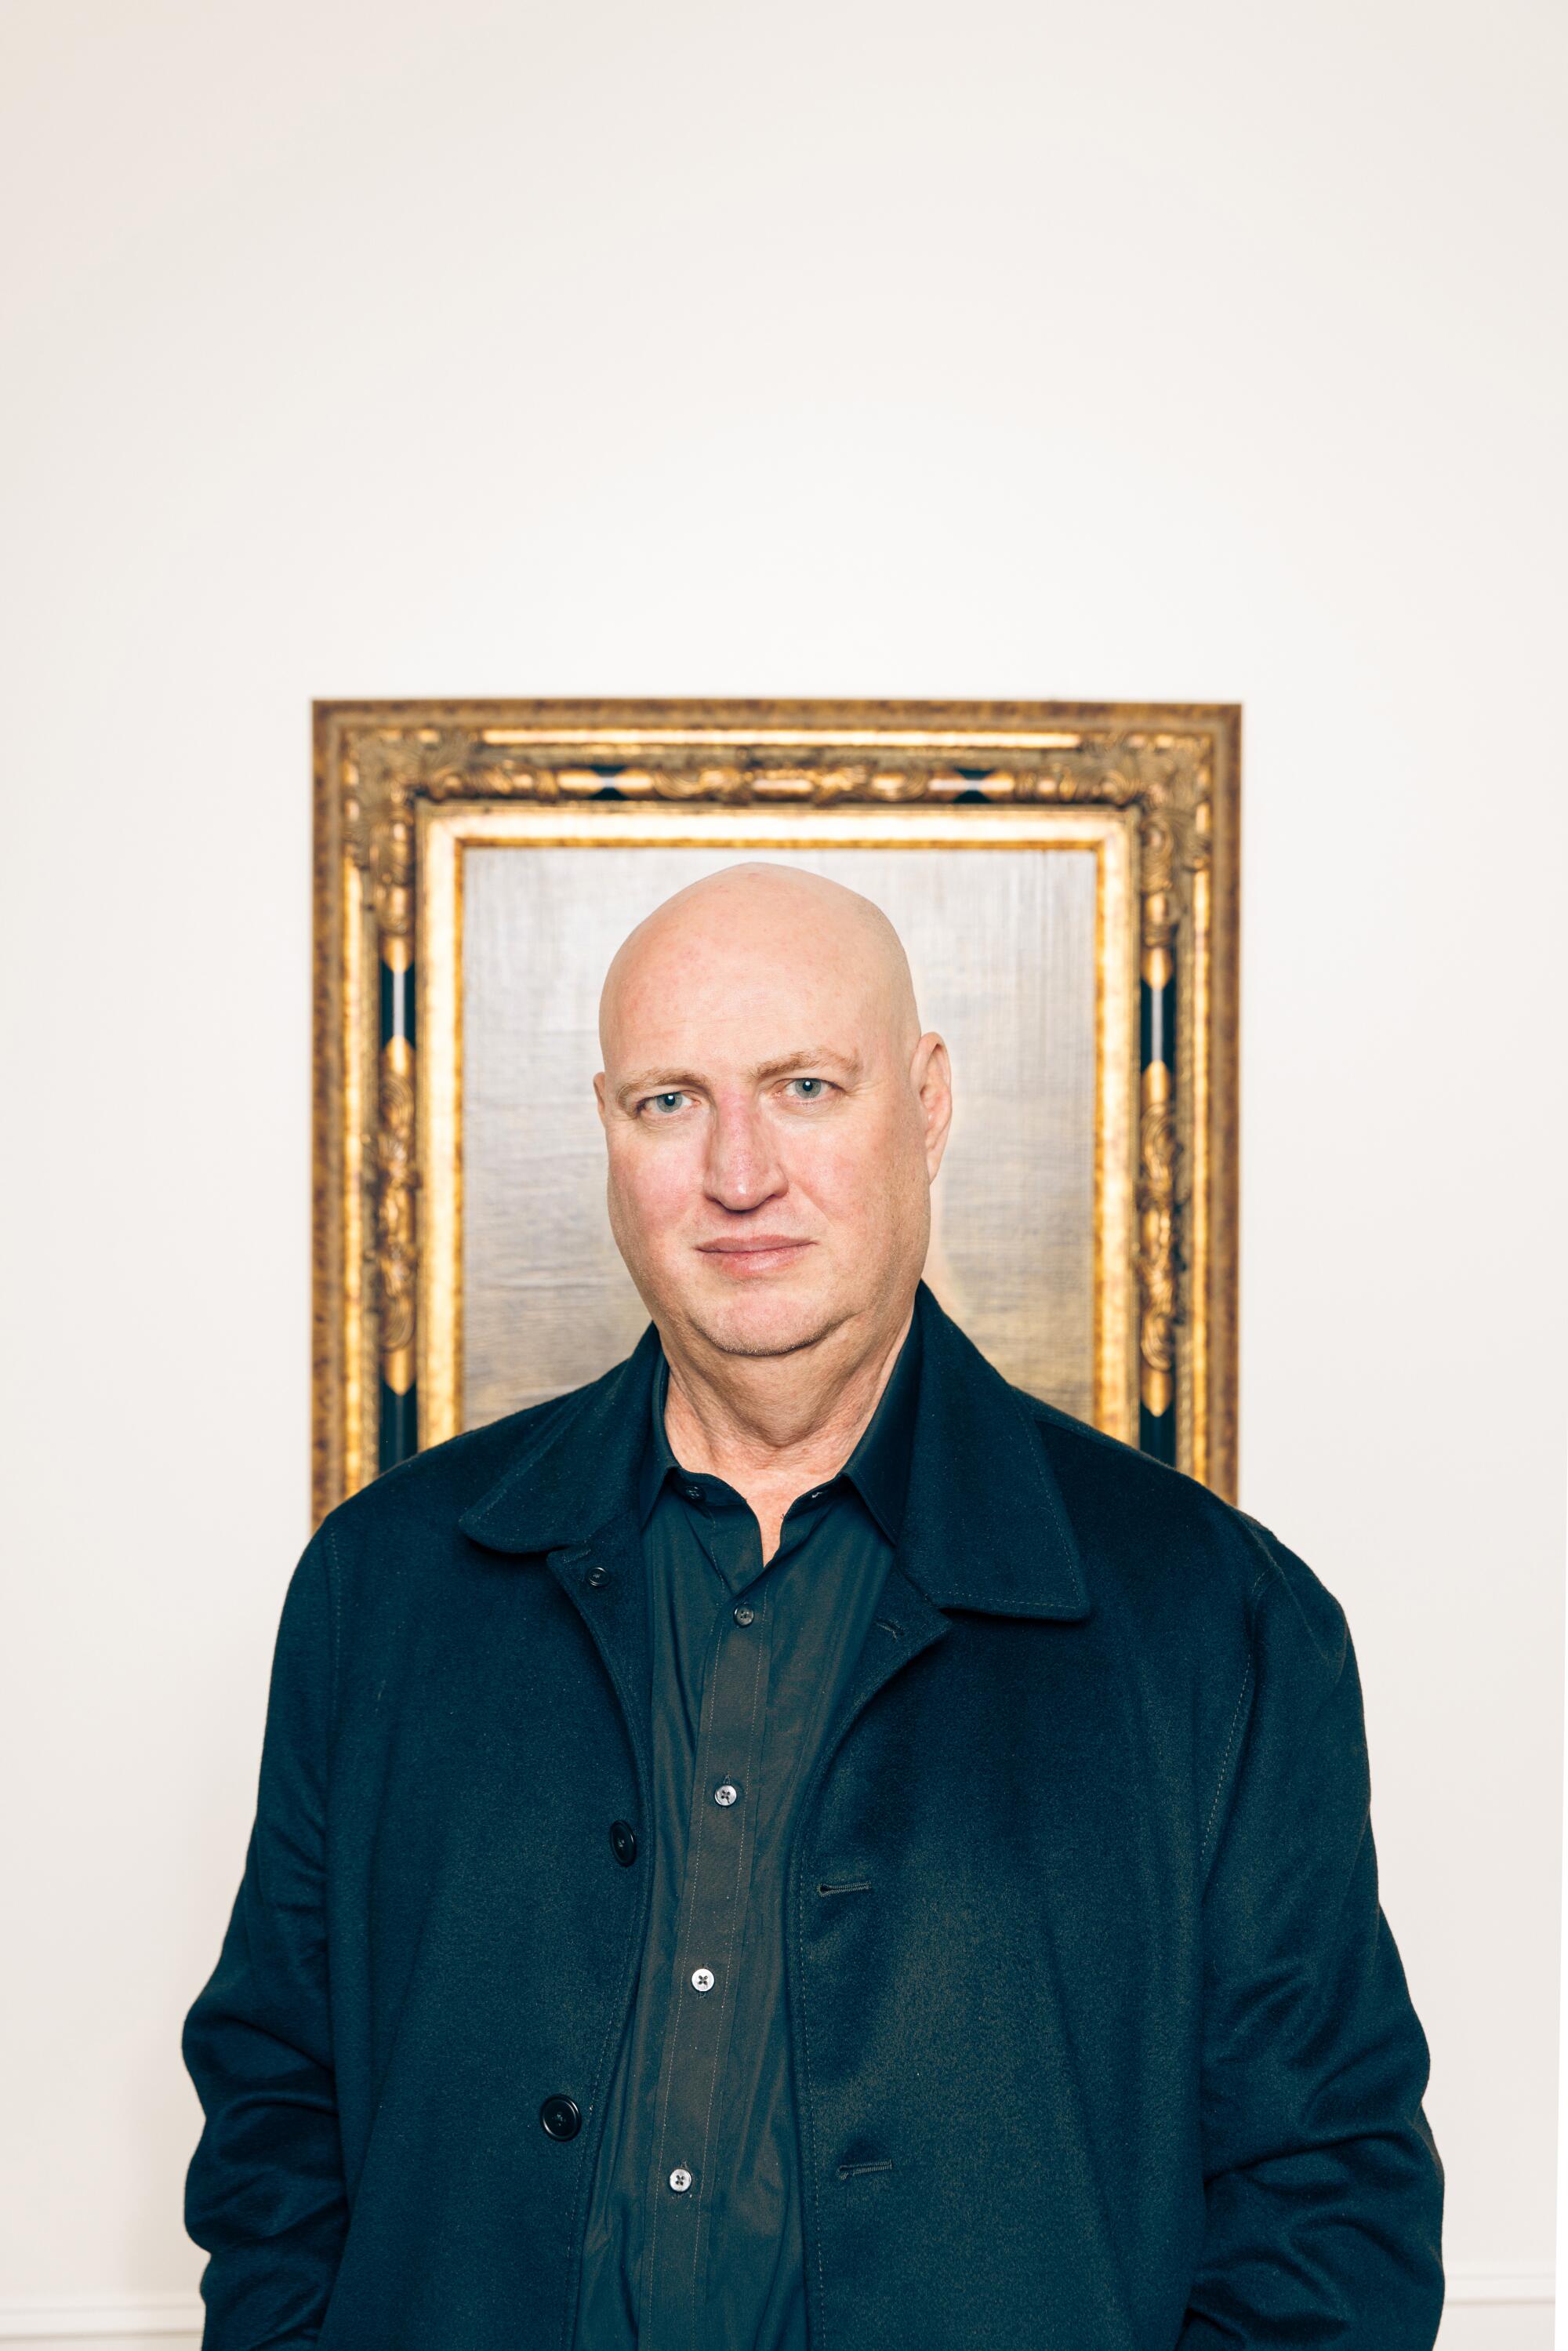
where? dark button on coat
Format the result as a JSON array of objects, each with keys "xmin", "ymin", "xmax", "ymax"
[{"xmin": 182, "ymin": 1283, "xmax": 1443, "ymax": 2349}]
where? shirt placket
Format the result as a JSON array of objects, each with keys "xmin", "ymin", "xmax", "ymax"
[{"xmin": 640, "ymin": 1519, "xmax": 772, "ymax": 2349}]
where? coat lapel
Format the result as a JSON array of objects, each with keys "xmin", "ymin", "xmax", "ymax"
[
  {"xmin": 779, "ymin": 1288, "xmax": 1091, "ymax": 1882},
  {"xmin": 457, "ymin": 1321, "xmax": 664, "ymax": 1781},
  {"xmin": 893, "ymin": 1283, "xmax": 1090, "ymax": 1622}
]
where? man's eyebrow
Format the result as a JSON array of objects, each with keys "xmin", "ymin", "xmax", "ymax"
[
  {"xmin": 747, "ymin": 1046, "xmax": 861, "ymax": 1084},
  {"xmin": 612, "ymin": 1047, "xmax": 861, "ymax": 1106}
]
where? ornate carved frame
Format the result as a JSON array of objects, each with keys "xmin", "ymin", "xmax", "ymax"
[{"xmin": 312, "ymin": 699, "xmax": 1240, "ymax": 1523}]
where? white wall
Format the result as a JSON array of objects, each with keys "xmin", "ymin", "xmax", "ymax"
[{"xmin": 1, "ymin": 2, "xmax": 1562, "ymax": 2343}]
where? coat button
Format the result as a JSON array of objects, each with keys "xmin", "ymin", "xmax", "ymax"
[
  {"xmin": 732, "ymin": 1604, "xmax": 754, "ymax": 1626},
  {"xmin": 610, "ymin": 1819, "xmax": 638, "ymax": 1866},
  {"xmin": 584, "ymin": 1563, "xmax": 610, "ymax": 1589},
  {"xmin": 539, "ymin": 2094, "xmax": 581, "ymax": 2141}
]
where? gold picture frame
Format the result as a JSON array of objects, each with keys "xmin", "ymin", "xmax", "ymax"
[{"xmin": 312, "ymin": 699, "xmax": 1240, "ymax": 1523}]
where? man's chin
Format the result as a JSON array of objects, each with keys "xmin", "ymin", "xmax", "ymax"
[{"xmin": 687, "ymin": 1285, "xmax": 845, "ymax": 1362}]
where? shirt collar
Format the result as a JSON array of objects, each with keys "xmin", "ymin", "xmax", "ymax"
[{"xmin": 637, "ymin": 1307, "xmax": 924, "ymax": 1543}]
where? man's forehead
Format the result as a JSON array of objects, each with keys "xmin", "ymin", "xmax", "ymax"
[
  {"xmin": 612, "ymin": 922, "xmax": 873, "ymax": 996},
  {"xmin": 607, "ymin": 939, "xmax": 887, "ymax": 1040}
]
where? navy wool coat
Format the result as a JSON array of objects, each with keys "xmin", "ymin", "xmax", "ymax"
[{"xmin": 183, "ymin": 1284, "xmax": 1443, "ymax": 2349}]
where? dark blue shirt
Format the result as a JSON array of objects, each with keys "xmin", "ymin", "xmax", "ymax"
[{"xmin": 573, "ymin": 1312, "xmax": 922, "ymax": 2349}]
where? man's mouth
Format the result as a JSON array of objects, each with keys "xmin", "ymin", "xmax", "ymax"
[{"xmin": 695, "ymin": 1236, "xmax": 814, "ymax": 1273}]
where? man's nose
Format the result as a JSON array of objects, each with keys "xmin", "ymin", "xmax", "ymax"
[{"xmin": 704, "ymin": 1098, "xmax": 786, "ymax": 1212}]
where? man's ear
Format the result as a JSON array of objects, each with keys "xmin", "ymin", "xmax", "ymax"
[
  {"xmin": 593, "ymin": 1070, "xmax": 608, "ymax": 1128},
  {"xmin": 913, "ymin": 1033, "xmax": 953, "ymax": 1180}
]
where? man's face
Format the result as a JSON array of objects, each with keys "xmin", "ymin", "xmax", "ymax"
[{"xmin": 594, "ymin": 878, "xmax": 949, "ymax": 1363}]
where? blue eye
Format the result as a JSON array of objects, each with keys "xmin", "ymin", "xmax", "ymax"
[
  {"xmin": 648, "ymin": 1092, "xmax": 687, "ymax": 1114},
  {"xmin": 789, "ymin": 1077, "xmax": 826, "ymax": 1099}
]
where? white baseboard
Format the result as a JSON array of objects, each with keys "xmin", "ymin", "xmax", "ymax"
[
  {"xmin": 1449, "ymin": 2266, "xmax": 1556, "ymax": 2304},
  {"xmin": 0, "ymin": 2306, "xmax": 202, "ymax": 2343},
  {"xmin": 0, "ymin": 2266, "xmax": 1552, "ymax": 2341}
]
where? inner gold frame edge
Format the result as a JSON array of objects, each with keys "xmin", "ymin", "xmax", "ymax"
[{"xmin": 416, "ymin": 800, "xmax": 1140, "ymax": 1455}]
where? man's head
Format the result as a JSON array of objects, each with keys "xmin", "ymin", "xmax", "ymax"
[{"xmin": 594, "ymin": 863, "xmax": 952, "ymax": 1368}]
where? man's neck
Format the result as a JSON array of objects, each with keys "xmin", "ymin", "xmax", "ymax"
[{"xmin": 659, "ymin": 1300, "xmax": 915, "ymax": 1559}]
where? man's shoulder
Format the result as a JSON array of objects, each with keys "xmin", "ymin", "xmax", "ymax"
[
  {"xmin": 1008, "ymin": 1380, "xmax": 1345, "ymax": 1652},
  {"xmin": 1010, "ymin": 1376, "xmax": 1236, "ymax": 1540},
  {"xmin": 313, "ymin": 1365, "xmax": 606, "ymax": 1558}
]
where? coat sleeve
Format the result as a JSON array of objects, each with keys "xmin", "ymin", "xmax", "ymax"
[
  {"xmin": 181, "ymin": 1524, "xmax": 348, "ymax": 2347},
  {"xmin": 1177, "ymin": 1519, "xmax": 1445, "ymax": 2349}
]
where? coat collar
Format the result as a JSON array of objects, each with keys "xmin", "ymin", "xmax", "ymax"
[{"xmin": 457, "ymin": 1281, "xmax": 1089, "ymax": 1621}]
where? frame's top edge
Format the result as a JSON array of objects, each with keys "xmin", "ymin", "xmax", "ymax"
[
  {"xmin": 313, "ymin": 696, "xmax": 1240, "ymax": 732},
  {"xmin": 416, "ymin": 800, "xmax": 1135, "ymax": 838}
]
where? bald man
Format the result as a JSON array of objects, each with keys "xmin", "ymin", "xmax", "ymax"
[{"xmin": 183, "ymin": 866, "xmax": 1443, "ymax": 2351}]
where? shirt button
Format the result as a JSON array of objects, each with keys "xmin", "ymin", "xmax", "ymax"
[
  {"xmin": 713, "ymin": 1782, "xmax": 739, "ymax": 1807},
  {"xmin": 683, "ymin": 1484, "xmax": 702, "ymax": 1503},
  {"xmin": 691, "ymin": 1966, "xmax": 715, "ymax": 1993},
  {"xmin": 669, "ymin": 2167, "xmax": 693, "ymax": 2193},
  {"xmin": 732, "ymin": 1604, "xmax": 754, "ymax": 1626},
  {"xmin": 584, "ymin": 1563, "xmax": 610, "ymax": 1589}
]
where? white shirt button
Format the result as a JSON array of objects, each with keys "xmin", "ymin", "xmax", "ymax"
[
  {"xmin": 669, "ymin": 2167, "xmax": 692, "ymax": 2193},
  {"xmin": 714, "ymin": 1782, "xmax": 739, "ymax": 1806},
  {"xmin": 691, "ymin": 1966, "xmax": 715, "ymax": 1993}
]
